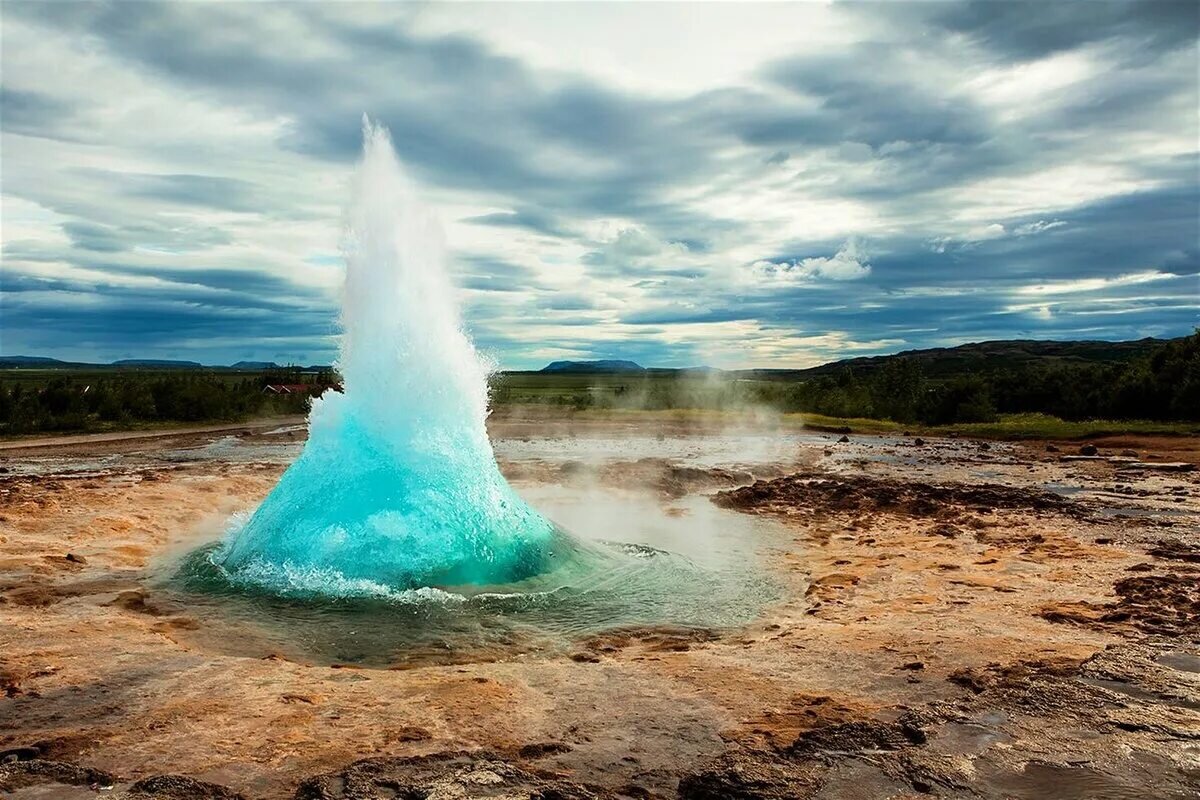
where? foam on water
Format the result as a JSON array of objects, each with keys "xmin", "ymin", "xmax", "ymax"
[{"xmin": 217, "ymin": 120, "xmax": 560, "ymax": 591}]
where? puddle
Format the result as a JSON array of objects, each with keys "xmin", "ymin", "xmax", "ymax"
[
  {"xmin": 1156, "ymin": 651, "xmax": 1200, "ymax": 674},
  {"xmin": 932, "ymin": 721, "xmax": 1013, "ymax": 755},
  {"xmin": 154, "ymin": 436, "xmax": 301, "ymax": 465},
  {"xmin": 986, "ymin": 761, "xmax": 1164, "ymax": 800},
  {"xmin": 1079, "ymin": 677, "xmax": 1200, "ymax": 711},
  {"xmin": 3, "ymin": 786, "xmax": 109, "ymax": 800},
  {"xmin": 1043, "ymin": 481, "xmax": 1087, "ymax": 497},
  {"xmin": 0, "ymin": 453, "xmax": 124, "ymax": 477},
  {"xmin": 493, "ymin": 431, "xmax": 827, "ymax": 468}
]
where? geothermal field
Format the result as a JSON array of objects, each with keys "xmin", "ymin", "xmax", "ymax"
[
  {"xmin": 2, "ymin": 411, "xmax": 1199, "ymax": 799},
  {"xmin": 1, "ymin": 127, "xmax": 1198, "ymax": 800}
]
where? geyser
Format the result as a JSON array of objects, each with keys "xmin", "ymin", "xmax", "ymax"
[{"xmin": 217, "ymin": 120, "xmax": 559, "ymax": 592}]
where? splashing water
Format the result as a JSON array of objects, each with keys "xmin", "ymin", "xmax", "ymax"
[{"xmin": 217, "ymin": 120, "xmax": 561, "ymax": 592}]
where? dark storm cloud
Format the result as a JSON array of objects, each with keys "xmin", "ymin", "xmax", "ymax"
[
  {"xmin": 924, "ymin": 0, "xmax": 1199, "ymax": 61},
  {"xmin": 462, "ymin": 207, "xmax": 574, "ymax": 239},
  {"xmin": 3, "ymin": 263, "xmax": 331, "ymax": 315},
  {"xmin": 453, "ymin": 253, "xmax": 549, "ymax": 293},
  {"xmin": 0, "ymin": 87, "xmax": 78, "ymax": 138},
  {"xmin": 620, "ymin": 306, "xmax": 757, "ymax": 326},
  {"xmin": 1, "ymin": 267, "xmax": 337, "ymax": 360},
  {"xmin": 2, "ymin": 295, "xmax": 331, "ymax": 352},
  {"xmin": 61, "ymin": 221, "xmax": 127, "ymax": 253},
  {"xmin": 531, "ymin": 293, "xmax": 597, "ymax": 313},
  {"xmin": 109, "ymin": 172, "xmax": 261, "ymax": 213},
  {"xmin": 752, "ymin": 51, "xmax": 992, "ymax": 149}
]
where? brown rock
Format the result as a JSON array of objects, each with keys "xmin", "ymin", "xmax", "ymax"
[
  {"xmin": 128, "ymin": 775, "xmax": 246, "ymax": 800},
  {"xmin": 293, "ymin": 752, "xmax": 602, "ymax": 800}
]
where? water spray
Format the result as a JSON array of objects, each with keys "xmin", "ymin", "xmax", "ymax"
[{"xmin": 218, "ymin": 119, "xmax": 559, "ymax": 592}]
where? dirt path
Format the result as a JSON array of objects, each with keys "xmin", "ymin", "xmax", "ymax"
[{"xmin": 0, "ymin": 417, "xmax": 307, "ymax": 453}]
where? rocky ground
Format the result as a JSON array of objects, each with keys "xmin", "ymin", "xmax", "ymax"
[{"xmin": 0, "ymin": 410, "xmax": 1197, "ymax": 799}]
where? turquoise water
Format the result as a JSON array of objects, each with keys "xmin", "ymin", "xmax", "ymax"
[
  {"xmin": 170, "ymin": 491, "xmax": 781, "ymax": 667},
  {"xmin": 216, "ymin": 120, "xmax": 559, "ymax": 592}
]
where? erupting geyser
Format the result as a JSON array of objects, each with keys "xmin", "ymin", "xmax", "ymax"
[{"xmin": 217, "ymin": 119, "xmax": 559, "ymax": 592}]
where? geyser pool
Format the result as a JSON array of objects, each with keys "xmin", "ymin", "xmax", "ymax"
[
  {"xmin": 172, "ymin": 488, "xmax": 781, "ymax": 667},
  {"xmin": 216, "ymin": 120, "xmax": 562, "ymax": 591}
]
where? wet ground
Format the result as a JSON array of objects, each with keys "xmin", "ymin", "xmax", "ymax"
[{"xmin": 0, "ymin": 408, "xmax": 1197, "ymax": 798}]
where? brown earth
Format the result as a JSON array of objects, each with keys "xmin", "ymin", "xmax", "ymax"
[{"xmin": 0, "ymin": 409, "xmax": 1197, "ymax": 799}]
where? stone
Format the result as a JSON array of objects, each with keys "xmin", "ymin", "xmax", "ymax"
[
  {"xmin": 0, "ymin": 760, "xmax": 116, "ymax": 792},
  {"xmin": 128, "ymin": 775, "xmax": 247, "ymax": 800},
  {"xmin": 293, "ymin": 751, "xmax": 603, "ymax": 800}
]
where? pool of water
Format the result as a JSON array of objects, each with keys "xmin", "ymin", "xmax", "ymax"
[{"xmin": 158, "ymin": 488, "xmax": 784, "ymax": 668}]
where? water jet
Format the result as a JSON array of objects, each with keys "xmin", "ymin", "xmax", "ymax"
[{"xmin": 216, "ymin": 119, "xmax": 563, "ymax": 593}]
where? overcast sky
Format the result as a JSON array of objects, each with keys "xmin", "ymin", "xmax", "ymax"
[{"xmin": 2, "ymin": 1, "xmax": 1197, "ymax": 368}]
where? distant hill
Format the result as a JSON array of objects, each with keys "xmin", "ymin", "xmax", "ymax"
[
  {"xmin": 736, "ymin": 337, "xmax": 1177, "ymax": 380},
  {"xmin": 111, "ymin": 359, "xmax": 204, "ymax": 368},
  {"xmin": 0, "ymin": 337, "xmax": 1182, "ymax": 377},
  {"xmin": 0, "ymin": 356, "xmax": 75, "ymax": 367},
  {"xmin": 541, "ymin": 359, "xmax": 645, "ymax": 373},
  {"xmin": 0, "ymin": 356, "xmax": 336, "ymax": 371}
]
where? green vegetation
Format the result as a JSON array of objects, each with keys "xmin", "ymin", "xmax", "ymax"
[
  {"xmin": 494, "ymin": 332, "xmax": 1199, "ymax": 427},
  {"xmin": 780, "ymin": 336, "xmax": 1172, "ymax": 379},
  {"xmin": 2, "ymin": 334, "xmax": 1196, "ymax": 438},
  {"xmin": 0, "ymin": 367, "xmax": 335, "ymax": 436}
]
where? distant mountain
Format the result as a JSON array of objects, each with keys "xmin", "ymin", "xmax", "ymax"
[
  {"xmin": 0, "ymin": 355, "xmax": 74, "ymax": 367},
  {"xmin": 0, "ymin": 355, "xmax": 333, "ymax": 371},
  {"xmin": 230, "ymin": 360, "xmax": 280, "ymax": 370},
  {"xmin": 111, "ymin": 359, "xmax": 204, "ymax": 368},
  {"xmin": 541, "ymin": 359, "xmax": 646, "ymax": 373}
]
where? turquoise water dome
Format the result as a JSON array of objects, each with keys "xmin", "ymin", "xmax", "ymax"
[{"xmin": 217, "ymin": 120, "xmax": 559, "ymax": 593}]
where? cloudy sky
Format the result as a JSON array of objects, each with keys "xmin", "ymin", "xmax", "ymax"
[{"xmin": 1, "ymin": 1, "xmax": 1197, "ymax": 369}]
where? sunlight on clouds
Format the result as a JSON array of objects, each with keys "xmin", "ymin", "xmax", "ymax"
[
  {"xmin": 749, "ymin": 241, "xmax": 871, "ymax": 284},
  {"xmin": 952, "ymin": 164, "xmax": 1161, "ymax": 223},
  {"xmin": 1015, "ymin": 271, "xmax": 1176, "ymax": 296},
  {"xmin": 969, "ymin": 50, "xmax": 1096, "ymax": 120}
]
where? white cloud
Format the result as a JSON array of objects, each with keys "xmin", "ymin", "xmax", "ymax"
[
  {"xmin": 751, "ymin": 240, "xmax": 871, "ymax": 283},
  {"xmin": 1013, "ymin": 219, "xmax": 1067, "ymax": 236}
]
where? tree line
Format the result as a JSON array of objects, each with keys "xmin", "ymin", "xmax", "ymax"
[
  {"xmin": 1, "ymin": 333, "xmax": 1195, "ymax": 435},
  {"xmin": 0, "ymin": 372, "xmax": 326, "ymax": 435},
  {"xmin": 763, "ymin": 331, "xmax": 1200, "ymax": 424}
]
